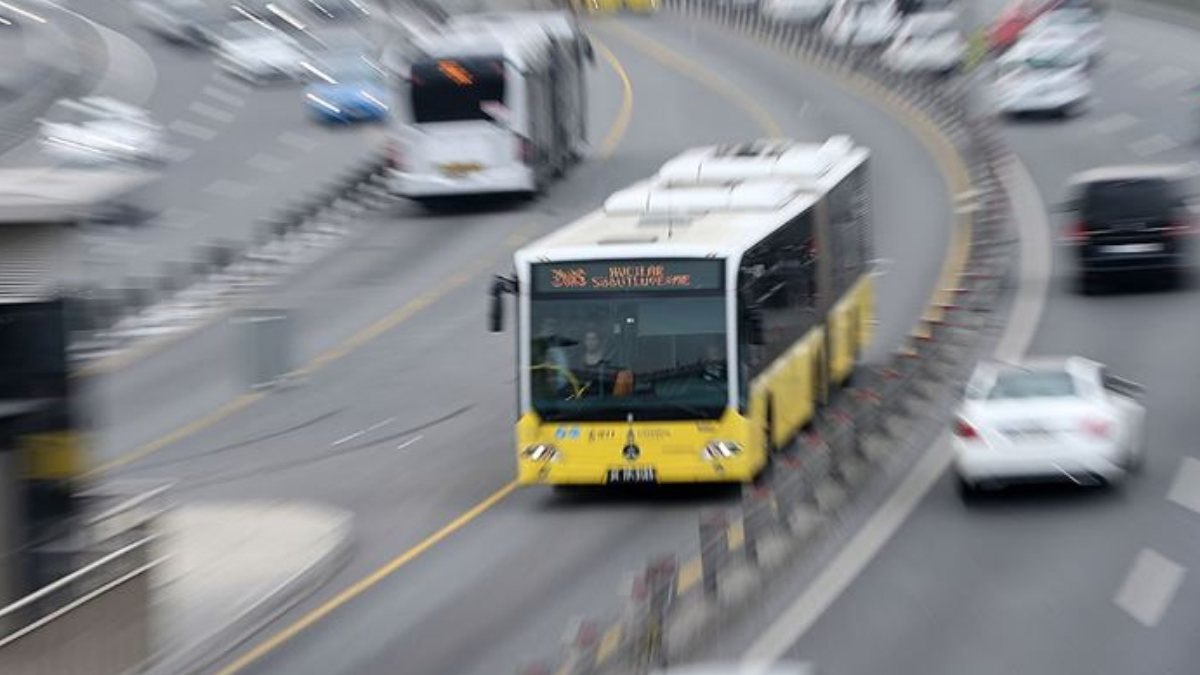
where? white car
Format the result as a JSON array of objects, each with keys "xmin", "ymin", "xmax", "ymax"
[
  {"xmin": 133, "ymin": 0, "xmax": 222, "ymax": 46},
  {"xmin": 990, "ymin": 35, "xmax": 1092, "ymax": 117},
  {"xmin": 762, "ymin": 0, "xmax": 833, "ymax": 25},
  {"xmin": 953, "ymin": 357, "xmax": 1146, "ymax": 497},
  {"xmin": 822, "ymin": 0, "xmax": 901, "ymax": 46},
  {"xmin": 881, "ymin": 10, "xmax": 966, "ymax": 74},
  {"xmin": 1025, "ymin": 7, "xmax": 1105, "ymax": 64},
  {"xmin": 213, "ymin": 20, "xmax": 310, "ymax": 83},
  {"xmin": 38, "ymin": 97, "xmax": 166, "ymax": 166}
]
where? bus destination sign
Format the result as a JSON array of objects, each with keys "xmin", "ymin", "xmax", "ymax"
[{"xmin": 532, "ymin": 259, "xmax": 723, "ymax": 293}]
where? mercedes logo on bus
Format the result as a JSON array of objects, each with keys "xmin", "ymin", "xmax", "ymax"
[{"xmin": 622, "ymin": 444, "xmax": 641, "ymax": 461}]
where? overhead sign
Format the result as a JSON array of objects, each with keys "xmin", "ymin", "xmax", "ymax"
[{"xmin": 532, "ymin": 259, "xmax": 724, "ymax": 294}]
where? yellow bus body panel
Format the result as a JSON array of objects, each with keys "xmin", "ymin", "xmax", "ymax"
[
  {"xmin": 512, "ymin": 272, "xmax": 874, "ymax": 486},
  {"xmin": 580, "ymin": 0, "xmax": 622, "ymax": 13},
  {"xmin": 515, "ymin": 408, "xmax": 762, "ymax": 485},
  {"xmin": 624, "ymin": 0, "xmax": 660, "ymax": 12}
]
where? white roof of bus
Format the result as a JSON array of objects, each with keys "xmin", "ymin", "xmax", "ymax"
[
  {"xmin": 515, "ymin": 137, "xmax": 869, "ymax": 264},
  {"xmin": 414, "ymin": 21, "xmax": 554, "ymax": 69},
  {"xmin": 445, "ymin": 9, "xmax": 579, "ymax": 39}
]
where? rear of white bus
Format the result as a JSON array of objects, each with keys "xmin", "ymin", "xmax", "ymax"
[{"xmin": 389, "ymin": 55, "xmax": 537, "ymax": 200}]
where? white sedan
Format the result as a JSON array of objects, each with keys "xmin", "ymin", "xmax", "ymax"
[
  {"xmin": 213, "ymin": 20, "xmax": 310, "ymax": 84},
  {"xmin": 953, "ymin": 357, "xmax": 1146, "ymax": 497},
  {"xmin": 38, "ymin": 96, "xmax": 167, "ymax": 166},
  {"xmin": 1025, "ymin": 7, "xmax": 1105, "ymax": 65},
  {"xmin": 990, "ymin": 35, "xmax": 1092, "ymax": 117},
  {"xmin": 881, "ymin": 10, "xmax": 966, "ymax": 75}
]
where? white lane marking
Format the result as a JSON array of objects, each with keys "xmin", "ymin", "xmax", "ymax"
[
  {"xmin": 159, "ymin": 144, "xmax": 195, "ymax": 162},
  {"xmin": 743, "ymin": 158, "xmax": 1053, "ymax": 663},
  {"xmin": 332, "ymin": 430, "xmax": 366, "ymax": 447},
  {"xmin": 158, "ymin": 207, "xmax": 207, "ymax": 230},
  {"xmin": 188, "ymin": 101, "xmax": 236, "ymax": 124},
  {"xmin": 331, "ymin": 416, "xmax": 396, "ymax": 447},
  {"xmin": 1167, "ymin": 457, "xmax": 1200, "ymax": 514},
  {"xmin": 202, "ymin": 85, "xmax": 247, "ymax": 108},
  {"xmin": 169, "ymin": 119, "xmax": 218, "ymax": 141},
  {"xmin": 396, "ymin": 434, "xmax": 423, "ymax": 450},
  {"xmin": 203, "ymin": 179, "xmax": 254, "ymax": 199},
  {"xmin": 1113, "ymin": 549, "xmax": 1186, "ymax": 627},
  {"xmin": 366, "ymin": 416, "xmax": 397, "ymax": 433},
  {"xmin": 246, "ymin": 153, "xmax": 293, "ymax": 174},
  {"xmin": 1089, "ymin": 112, "xmax": 1140, "ymax": 135},
  {"xmin": 1128, "ymin": 133, "xmax": 1178, "ymax": 157},
  {"xmin": 277, "ymin": 131, "xmax": 322, "ymax": 153},
  {"xmin": 212, "ymin": 72, "xmax": 254, "ymax": 96},
  {"xmin": 1139, "ymin": 65, "xmax": 1190, "ymax": 90}
]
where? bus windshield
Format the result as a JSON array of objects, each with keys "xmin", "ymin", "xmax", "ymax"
[
  {"xmin": 527, "ymin": 259, "xmax": 728, "ymax": 422},
  {"xmin": 409, "ymin": 56, "xmax": 506, "ymax": 124}
]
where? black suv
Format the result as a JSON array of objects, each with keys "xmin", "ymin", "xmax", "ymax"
[{"xmin": 1063, "ymin": 165, "xmax": 1197, "ymax": 293}]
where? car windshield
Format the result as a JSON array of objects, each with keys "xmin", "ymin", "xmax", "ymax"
[
  {"xmin": 1082, "ymin": 178, "xmax": 1178, "ymax": 221},
  {"xmin": 987, "ymin": 370, "xmax": 1077, "ymax": 399},
  {"xmin": 527, "ymin": 261, "xmax": 729, "ymax": 422}
]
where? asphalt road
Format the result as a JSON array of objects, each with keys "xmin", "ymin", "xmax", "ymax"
[
  {"xmin": 85, "ymin": 10, "xmax": 957, "ymax": 675},
  {"xmin": 682, "ymin": 5, "xmax": 1200, "ymax": 675},
  {"xmin": 4, "ymin": 0, "xmax": 385, "ymax": 290}
]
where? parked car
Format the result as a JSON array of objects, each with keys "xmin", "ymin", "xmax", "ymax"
[
  {"xmin": 38, "ymin": 96, "xmax": 167, "ymax": 166},
  {"xmin": 1061, "ymin": 164, "xmax": 1199, "ymax": 292},
  {"xmin": 954, "ymin": 357, "xmax": 1146, "ymax": 497},
  {"xmin": 882, "ymin": 10, "xmax": 966, "ymax": 74}
]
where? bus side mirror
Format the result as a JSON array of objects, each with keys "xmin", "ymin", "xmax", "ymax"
[
  {"xmin": 584, "ymin": 37, "xmax": 596, "ymax": 64},
  {"xmin": 745, "ymin": 306, "xmax": 766, "ymax": 345},
  {"xmin": 488, "ymin": 275, "xmax": 517, "ymax": 333}
]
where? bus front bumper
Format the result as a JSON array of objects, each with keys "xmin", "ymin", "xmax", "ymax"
[
  {"xmin": 517, "ymin": 457, "xmax": 759, "ymax": 485},
  {"xmin": 388, "ymin": 166, "xmax": 536, "ymax": 199}
]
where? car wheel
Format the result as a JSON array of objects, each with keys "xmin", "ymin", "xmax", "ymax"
[
  {"xmin": 957, "ymin": 477, "xmax": 980, "ymax": 501},
  {"xmin": 1079, "ymin": 272, "xmax": 1104, "ymax": 295}
]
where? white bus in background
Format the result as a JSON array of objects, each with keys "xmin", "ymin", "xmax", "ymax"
[{"xmin": 388, "ymin": 14, "xmax": 593, "ymax": 206}]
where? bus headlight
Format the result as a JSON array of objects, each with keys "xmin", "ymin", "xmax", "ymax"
[
  {"xmin": 702, "ymin": 441, "xmax": 742, "ymax": 460},
  {"xmin": 522, "ymin": 444, "xmax": 561, "ymax": 463}
]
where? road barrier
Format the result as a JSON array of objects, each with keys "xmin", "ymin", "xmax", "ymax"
[
  {"xmin": 519, "ymin": 3, "xmax": 1016, "ymax": 673},
  {"xmin": 67, "ymin": 150, "xmax": 395, "ymax": 369}
]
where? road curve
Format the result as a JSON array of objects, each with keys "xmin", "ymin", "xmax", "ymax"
[
  {"xmin": 686, "ymin": 5, "xmax": 1200, "ymax": 675},
  {"xmin": 90, "ymin": 10, "xmax": 956, "ymax": 675}
]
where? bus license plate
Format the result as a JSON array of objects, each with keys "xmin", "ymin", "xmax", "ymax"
[{"xmin": 606, "ymin": 467, "xmax": 657, "ymax": 484}]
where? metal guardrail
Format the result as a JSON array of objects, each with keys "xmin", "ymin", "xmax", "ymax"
[
  {"xmin": 66, "ymin": 150, "xmax": 395, "ymax": 365},
  {"xmin": 519, "ymin": 2, "xmax": 1016, "ymax": 673}
]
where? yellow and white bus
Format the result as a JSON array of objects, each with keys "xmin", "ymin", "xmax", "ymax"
[{"xmin": 489, "ymin": 136, "xmax": 875, "ymax": 485}]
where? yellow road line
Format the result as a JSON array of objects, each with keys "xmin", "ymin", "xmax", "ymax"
[
  {"xmin": 599, "ymin": 20, "xmax": 783, "ymax": 137},
  {"xmin": 83, "ymin": 392, "xmax": 264, "ymax": 478},
  {"xmin": 90, "ymin": 43, "xmax": 636, "ymax": 478},
  {"xmin": 592, "ymin": 37, "xmax": 635, "ymax": 158},
  {"xmin": 212, "ymin": 482, "xmax": 518, "ymax": 675}
]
